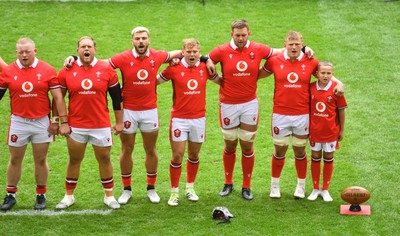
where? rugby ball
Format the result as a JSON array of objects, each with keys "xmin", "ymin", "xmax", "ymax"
[{"xmin": 341, "ymin": 186, "xmax": 370, "ymax": 204}]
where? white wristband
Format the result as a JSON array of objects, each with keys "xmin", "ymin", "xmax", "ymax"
[{"xmin": 51, "ymin": 116, "xmax": 60, "ymax": 123}]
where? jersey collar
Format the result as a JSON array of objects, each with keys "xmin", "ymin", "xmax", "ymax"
[
  {"xmin": 230, "ymin": 39, "xmax": 250, "ymax": 50},
  {"xmin": 77, "ymin": 57, "xmax": 98, "ymax": 67},
  {"xmin": 283, "ymin": 50, "xmax": 304, "ymax": 61},
  {"xmin": 16, "ymin": 57, "xmax": 39, "ymax": 69},
  {"xmin": 316, "ymin": 80, "xmax": 333, "ymax": 91},
  {"xmin": 132, "ymin": 48, "xmax": 150, "ymax": 58},
  {"xmin": 182, "ymin": 58, "xmax": 200, "ymax": 68}
]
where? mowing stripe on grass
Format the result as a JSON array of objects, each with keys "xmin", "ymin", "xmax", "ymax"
[{"xmin": 0, "ymin": 209, "xmax": 113, "ymax": 216}]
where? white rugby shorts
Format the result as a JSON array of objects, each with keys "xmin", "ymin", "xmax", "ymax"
[
  {"xmin": 69, "ymin": 127, "xmax": 113, "ymax": 147},
  {"xmin": 309, "ymin": 141, "xmax": 337, "ymax": 152},
  {"xmin": 219, "ymin": 98, "xmax": 259, "ymax": 129},
  {"xmin": 8, "ymin": 114, "xmax": 54, "ymax": 147},
  {"xmin": 122, "ymin": 108, "xmax": 159, "ymax": 134},
  {"xmin": 271, "ymin": 113, "xmax": 309, "ymax": 138},
  {"xmin": 170, "ymin": 117, "xmax": 206, "ymax": 143}
]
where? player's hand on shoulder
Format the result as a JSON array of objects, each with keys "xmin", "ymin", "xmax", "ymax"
[
  {"xmin": 206, "ymin": 59, "xmax": 216, "ymax": 75},
  {"xmin": 333, "ymin": 83, "xmax": 344, "ymax": 96},
  {"xmin": 169, "ymin": 58, "xmax": 181, "ymax": 66},
  {"xmin": 63, "ymin": 56, "xmax": 76, "ymax": 70},
  {"xmin": 304, "ymin": 46, "xmax": 315, "ymax": 59}
]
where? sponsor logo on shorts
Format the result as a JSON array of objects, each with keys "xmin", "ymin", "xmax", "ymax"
[
  {"xmin": 11, "ymin": 134, "xmax": 18, "ymax": 143},
  {"xmin": 124, "ymin": 121, "xmax": 131, "ymax": 129},
  {"xmin": 273, "ymin": 126, "xmax": 280, "ymax": 135},
  {"xmin": 223, "ymin": 117, "xmax": 230, "ymax": 126},
  {"xmin": 174, "ymin": 129, "xmax": 181, "ymax": 138}
]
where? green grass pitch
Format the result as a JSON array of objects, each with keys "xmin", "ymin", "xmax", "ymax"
[{"xmin": 0, "ymin": 0, "xmax": 399, "ymax": 235}]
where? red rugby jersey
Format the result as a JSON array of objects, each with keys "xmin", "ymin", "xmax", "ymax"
[
  {"xmin": 109, "ymin": 48, "xmax": 169, "ymax": 110},
  {"xmin": 58, "ymin": 58, "xmax": 119, "ymax": 128},
  {"xmin": 0, "ymin": 58, "xmax": 59, "ymax": 119},
  {"xmin": 309, "ymin": 81, "xmax": 347, "ymax": 142},
  {"xmin": 263, "ymin": 51, "xmax": 319, "ymax": 115},
  {"xmin": 159, "ymin": 59, "xmax": 218, "ymax": 118},
  {"xmin": 209, "ymin": 40, "xmax": 272, "ymax": 104}
]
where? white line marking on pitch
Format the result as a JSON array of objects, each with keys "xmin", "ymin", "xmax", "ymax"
[{"xmin": 0, "ymin": 209, "xmax": 113, "ymax": 216}]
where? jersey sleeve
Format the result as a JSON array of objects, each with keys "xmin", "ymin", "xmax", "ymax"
[
  {"xmin": 262, "ymin": 57, "xmax": 274, "ymax": 74},
  {"xmin": 336, "ymin": 94, "xmax": 348, "ymax": 109},
  {"xmin": 58, "ymin": 68, "xmax": 67, "ymax": 88},
  {"xmin": 0, "ymin": 69, "xmax": 8, "ymax": 89},
  {"xmin": 109, "ymin": 52, "xmax": 123, "ymax": 69},
  {"xmin": 208, "ymin": 46, "xmax": 222, "ymax": 63},
  {"xmin": 260, "ymin": 43, "xmax": 273, "ymax": 60},
  {"xmin": 107, "ymin": 65, "xmax": 119, "ymax": 87},
  {"xmin": 48, "ymin": 67, "xmax": 60, "ymax": 89}
]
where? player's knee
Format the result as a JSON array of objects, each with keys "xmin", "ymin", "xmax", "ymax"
[
  {"xmin": 273, "ymin": 136, "xmax": 290, "ymax": 146},
  {"xmin": 239, "ymin": 129, "xmax": 257, "ymax": 142},
  {"xmin": 292, "ymin": 136, "xmax": 308, "ymax": 147},
  {"xmin": 221, "ymin": 128, "xmax": 238, "ymax": 141}
]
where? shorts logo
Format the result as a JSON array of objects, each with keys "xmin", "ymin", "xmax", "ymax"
[
  {"xmin": 174, "ymin": 129, "xmax": 181, "ymax": 138},
  {"xmin": 310, "ymin": 141, "xmax": 315, "ymax": 147},
  {"xmin": 273, "ymin": 126, "xmax": 280, "ymax": 135},
  {"xmin": 236, "ymin": 61, "xmax": 248, "ymax": 72},
  {"xmin": 22, "ymin": 82, "xmax": 34, "ymax": 93},
  {"xmin": 330, "ymin": 143, "xmax": 334, "ymax": 148},
  {"xmin": 316, "ymin": 102, "xmax": 326, "ymax": 112},
  {"xmin": 81, "ymin": 79, "xmax": 93, "ymax": 90},
  {"xmin": 10, "ymin": 134, "xmax": 18, "ymax": 143},
  {"xmin": 124, "ymin": 121, "xmax": 131, "ymax": 129},
  {"xmin": 287, "ymin": 72, "xmax": 299, "ymax": 83},
  {"xmin": 223, "ymin": 117, "xmax": 230, "ymax": 126},
  {"xmin": 187, "ymin": 79, "xmax": 198, "ymax": 90},
  {"xmin": 137, "ymin": 69, "xmax": 149, "ymax": 80}
]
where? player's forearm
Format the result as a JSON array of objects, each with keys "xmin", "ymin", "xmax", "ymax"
[
  {"xmin": 271, "ymin": 48, "xmax": 284, "ymax": 56},
  {"xmin": 113, "ymin": 109, "xmax": 123, "ymax": 125},
  {"xmin": 51, "ymin": 88, "xmax": 68, "ymax": 117},
  {"xmin": 167, "ymin": 50, "xmax": 183, "ymax": 62},
  {"xmin": 258, "ymin": 67, "xmax": 271, "ymax": 79},
  {"xmin": 331, "ymin": 75, "xmax": 343, "ymax": 87},
  {"xmin": 338, "ymin": 109, "xmax": 346, "ymax": 132},
  {"xmin": 0, "ymin": 57, "xmax": 7, "ymax": 72}
]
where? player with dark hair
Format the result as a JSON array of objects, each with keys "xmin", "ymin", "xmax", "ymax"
[
  {"xmin": 55, "ymin": 36, "xmax": 123, "ymax": 209},
  {"xmin": 0, "ymin": 38, "xmax": 69, "ymax": 211}
]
